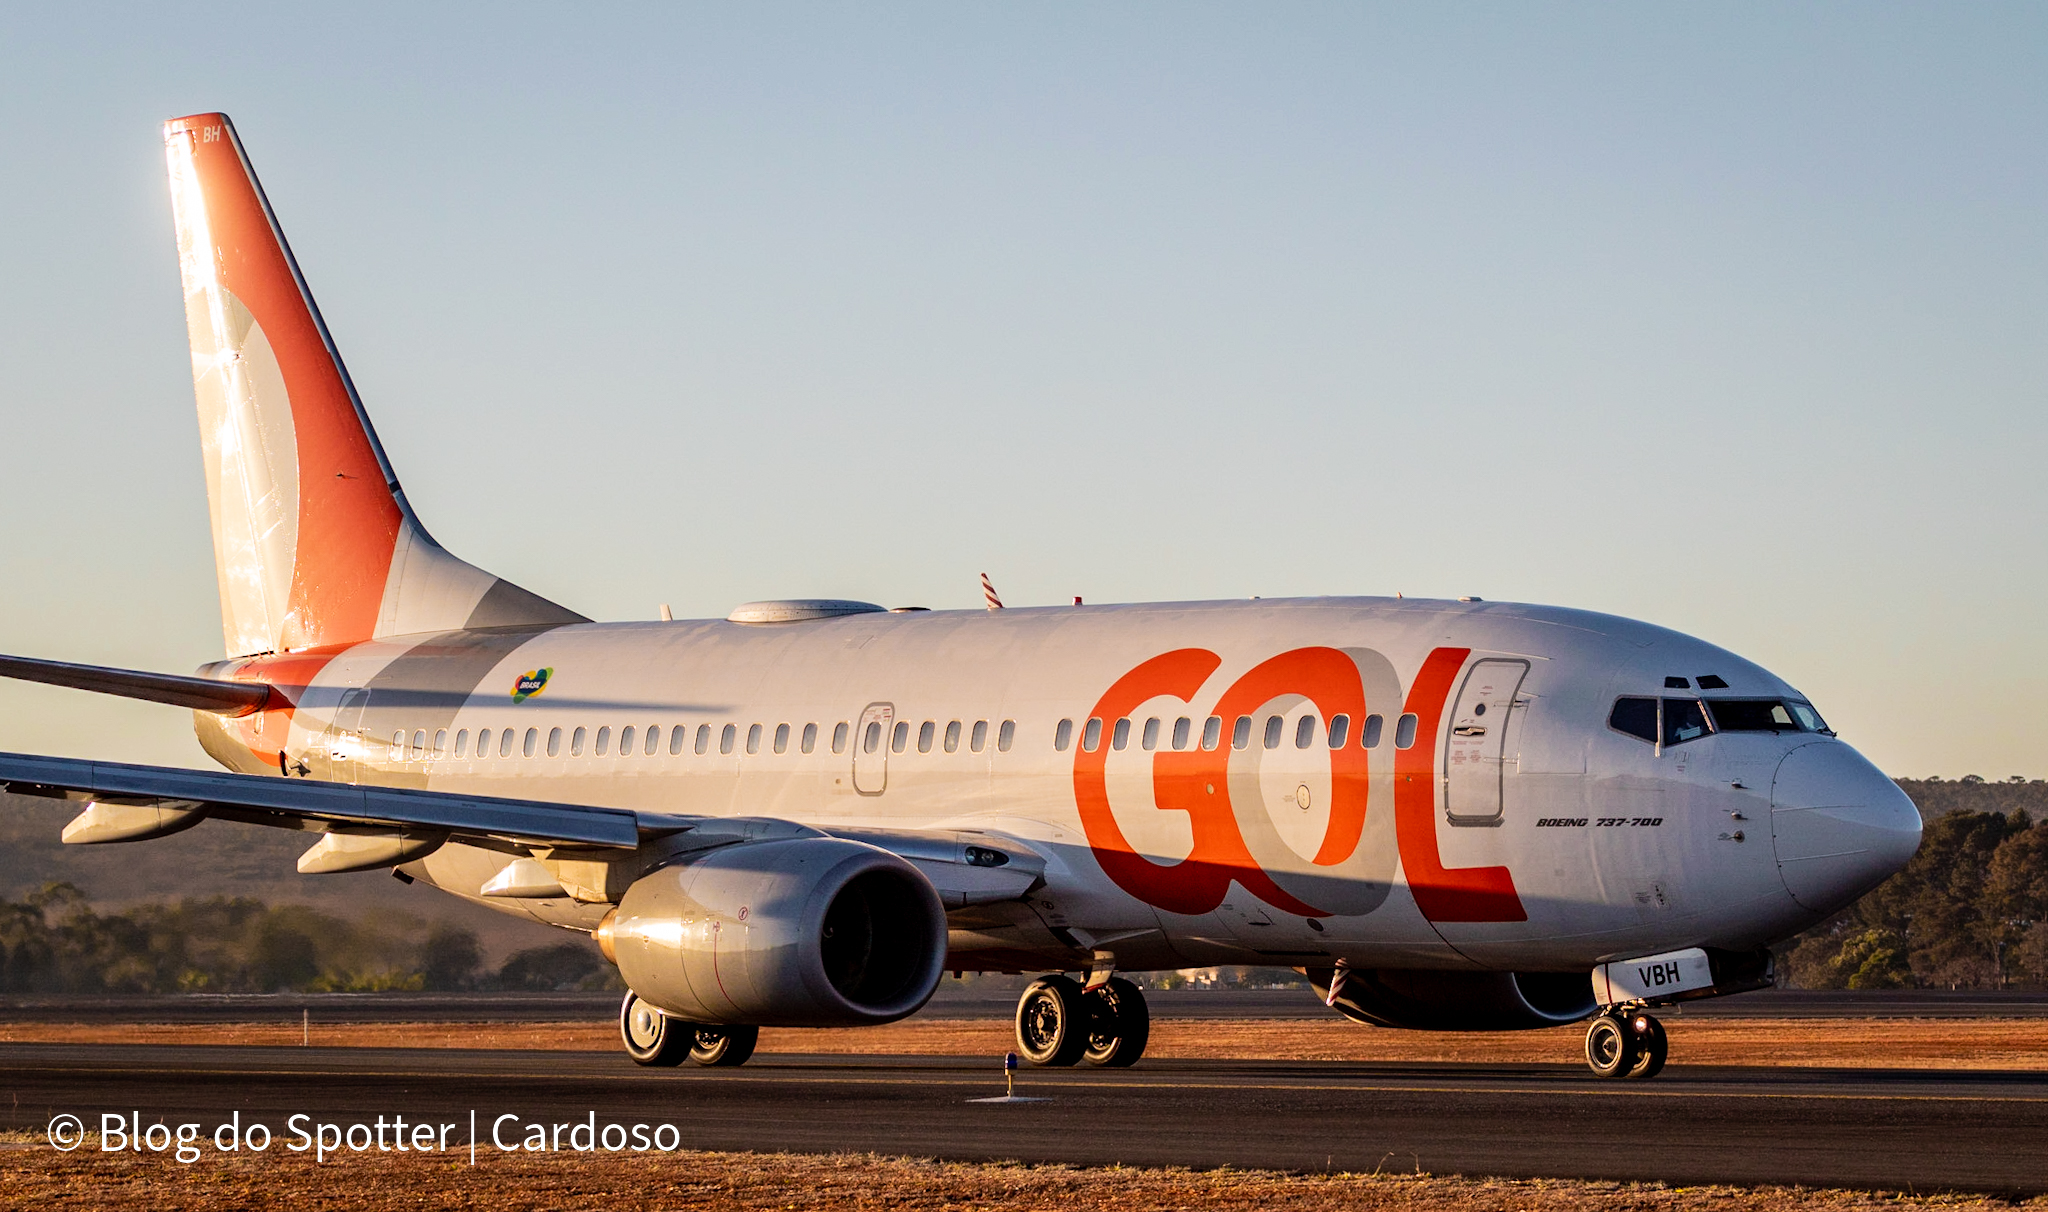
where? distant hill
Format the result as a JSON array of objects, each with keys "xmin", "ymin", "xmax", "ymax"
[{"xmin": 1897, "ymin": 777, "xmax": 2048, "ymax": 820}]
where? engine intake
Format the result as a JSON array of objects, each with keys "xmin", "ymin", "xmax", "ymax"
[{"xmin": 603, "ymin": 837, "xmax": 947, "ymax": 1027}]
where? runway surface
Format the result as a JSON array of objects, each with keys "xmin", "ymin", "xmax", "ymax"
[
  {"xmin": 3, "ymin": 1043, "xmax": 2041, "ymax": 1194},
  {"xmin": 4, "ymin": 987, "xmax": 2045, "ymax": 1023}
]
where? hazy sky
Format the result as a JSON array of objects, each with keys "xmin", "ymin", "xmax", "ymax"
[{"xmin": 1, "ymin": 5, "xmax": 2042, "ymax": 778}]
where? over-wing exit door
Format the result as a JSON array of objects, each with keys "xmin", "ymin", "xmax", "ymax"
[
  {"xmin": 852, "ymin": 702, "xmax": 893, "ymax": 795},
  {"xmin": 1443, "ymin": 660, "xmax": 1528, "ymax": 826}
]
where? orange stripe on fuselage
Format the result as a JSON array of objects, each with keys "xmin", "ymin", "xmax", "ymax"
[
  {"xmin": 212, "ymin": 648, "xmax": 344, "ymax": 770},
  {"xmin": 1394, "ymin": 647, "xmax": 1526, "ymax": 923}
]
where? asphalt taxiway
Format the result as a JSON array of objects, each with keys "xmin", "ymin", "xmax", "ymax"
[{"xmin": 2, "ymin": 1043, "xmax": 2041, "ymax": 1194}]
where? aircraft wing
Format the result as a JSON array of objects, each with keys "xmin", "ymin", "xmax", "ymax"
[
  {"xmin": 0, "ymin": 751, "xmax": 648, "ymax": 850},
  {"xmin": 0, "ymin": 751, "xmax": 1045, "ymax": 903}
]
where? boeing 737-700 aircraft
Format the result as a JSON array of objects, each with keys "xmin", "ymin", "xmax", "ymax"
[{"xmin": 0, "ymin": 114, "xmax": 1922, "ymax": 1078}]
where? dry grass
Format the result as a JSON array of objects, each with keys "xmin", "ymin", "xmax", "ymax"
[
  {"xmin": 2, "ymin": 1146, "xmax": 2040, "ymax": 1211},
  {"xmin": 3, "ymin": 1017, "xmax": 2046, "ymax": 1070}
]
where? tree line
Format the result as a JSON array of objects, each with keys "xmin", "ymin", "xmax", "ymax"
[
  {"xmin": 0, "ymin": 883, "xmax": 618, "ymax": 995},
  {"xmin": 1782, "ymin": 777, "xmax": 2048, "ymax": 989}
]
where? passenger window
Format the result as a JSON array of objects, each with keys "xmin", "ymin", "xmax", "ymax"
[
  {"xmin": 1233, "ymin": 716, "xmax": 1252, "ymax": 750},
  {"xmin": 1393, "ymin": 713, "xmax": 1418, "ymax": 750},
  {"xmin": 570, "ymin": 726, "xmax": 586, "ymax": 756},
  {"xmin": 1361, "ymin": 714, "xmax": 1383, "ymax": 748},
  {"xmin": 619, "ymin": 725, "xmax": 636, "ymax": 755},
  {"xmin": 1202, "ymin": 716, "xmax": 1222, "ymax": 751},
  {"xmin": 594, "ymin": 726, "xmax": 610, "ymax": 756},
  {"xmin": 970, "ymin": 720, "xmax": 988, "ymax": 752},
  {"xmin": 474, "ymin": 728, "xmax": 490, "ymax": 758},
  {"xmin": 454, "ymin": 729, "xmax": 469, "ymax": 758},
  {"xmin": 944, "ymin": 720, "xmax": 961, "ymax": 753},
  {"xmin": 411, "ymin": 729, "xmax": 428, "ymax": 759},
  {"xmin": 500, "ymin": 728, "xmax": 516, "ymax": 758},
  {"xmin": 1608, "ymin": 697, "xmax": 1658, "ymax": 744},
  {"xmin": 1663, "ymin": 698, "xmax": 1711, "ymax": 746},
  {"xmin": 801, "ymin": 723, "xmax": 818, "ymax": 754},
  {"xmin": 834, "ymin": 722, "xmax": 850, "ymax": 754},
  {"xmin": 1172, "ymin": 717, "xmax": 1191, "ymax": 750},
  {"xmin": 1328, "ymin": 714, "xmax": 1349, "ymax": 749},
  {"xmin": 892, "ymin": 721, "xmax": 910, "ymax": 753},
  {"xmin": 774, "ymin": 723, "xmax": 790, "ymax": 754},
  {"xmin": 670, "ymin": 725, "xmax": 686, "ymax": 755},
  {"xmin": 1111, "ymin": 718, "xmax": 1130, "ymax": 751},
  {"xmin": 746, "ymin": 723, "xmax": 762, "ymax": 754},
  {"xmin": 696, "ymin": 724, "xmax": 712, "ymax": 755},
  {"xmin": 1082, "ymin": 717, "xmax": 1103, "ymax": 752},
  {"xmin": 433, "ymin": 729, "xmax": 447, "ymax": 758},
  {"xmin": 645, "ymin": 725, "xmax": 659, "ymax": 756},
  {"xmin": 523, "ymin": 728, "xmax": 538, "ymax": 757},
  {"xmin": 546, "ymin": 727, "xmax": 562, "ymax": 757},
  {"xmin": 918, "ymin": 721, "xmax": 936, "ymax": 753},
  {"xmin": 390, "ymin": 731, "xmax": 404, "ymax": 761},
  {"xmin": 1141, "ymin": 718, "xmax": 1160, "ymax": 751},
  {"xmin": 863, "ymin": 721, "xmax": 882, "ymax": 754},
  {"xmin": 1054, "ymin": 719, "xmax": 1073, "ymax": 752},
  {"xmin": 1263, "ymin": 716, "xmax": 1284, "ymax": 750},
  {"xmin": 720, "ymin": 724, "xmax": 736, "ymax": 755},
  {"xmin": 1295, "ymin": 716, "xmax": 1315, "ymax": 749},
  {"xmin": 997, "ymin": 720, "xmax": 1015, "ymax": 752}
]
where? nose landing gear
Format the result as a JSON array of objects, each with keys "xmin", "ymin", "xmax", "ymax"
[{"xmin": 1583, "ymin": 1007, "xmax": 1667, "ymax": 1080}]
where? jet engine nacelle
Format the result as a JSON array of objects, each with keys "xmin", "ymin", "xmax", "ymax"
[
  {"xmin": 602, "ymin": 837, "xmax": 947, "ymax": 1028},
  {"xmin": 1306, "ymin": 967, "xmax": 1598, "ymax": 1030}
]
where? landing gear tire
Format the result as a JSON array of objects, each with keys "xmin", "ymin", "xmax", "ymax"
[
  {"xmin": 620, "ymin": 991, "xmax": 689, "ymax": 1067},
  {"xmin": 687, "ymin": 1023, "xmax": 759, "ymax": 1067},
  {"xmin": 1015, "ymin": 974, "xmax": 1090, "ymax": 1067},
  {"xmin": 1081, "ymin": 977, "xmax": 1150, "ymax": 1068},
  {"xmin": 1625, "ymin": 1012, "xmax": 1667, "ymax": 1080},
  {"xmin": 1583, "ymin": 1013, "xmax": 1640, "ymax": 1079}
]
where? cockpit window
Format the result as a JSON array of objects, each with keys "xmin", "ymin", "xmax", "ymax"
[
  {"xmin": 1789, "ymin": 702, "xmax": 1830, "ymax": 733},
  {"xmin": 1609, "ymin": 697, "xmax": 1658, "ymax": 743},
  {"xmin": 1609, "ymin": 696, "xmax": 1714, "ymax": 746},
  {"xmin": 1705, "ymin": 698, "xmax": 1832, "ymax": 735},
  {"xmin": 1663, "ymin": 698, "xmax": 1710, "ymax": 746}
]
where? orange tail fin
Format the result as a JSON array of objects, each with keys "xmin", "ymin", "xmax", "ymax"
[{"xmin": 164, "ymin": 113, "xmax": 582, "ymax": 656}]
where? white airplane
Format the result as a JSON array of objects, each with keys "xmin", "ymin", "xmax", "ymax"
[{"xmin": 0, "ymin": 113, "xmax": 1920, "ymax": 1079}]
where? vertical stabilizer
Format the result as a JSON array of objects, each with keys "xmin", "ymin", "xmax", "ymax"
[{"xmin": 164, "ymin": 113, "xmax": 583, "ymax": 657}]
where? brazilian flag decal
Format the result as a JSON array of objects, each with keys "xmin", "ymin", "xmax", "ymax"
[{"xmin": 512, "ymin": 667, "xmax": 553, "ymax": 703}]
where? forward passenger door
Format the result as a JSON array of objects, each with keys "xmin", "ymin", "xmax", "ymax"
[{"xmin": 1443, "ymin": 660, "xmax": 1529, "ymax": 826}]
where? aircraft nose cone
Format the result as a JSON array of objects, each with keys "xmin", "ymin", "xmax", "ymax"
[{"xmin": 1769, "ymin": 741, "xmax": 1922, "ymax": 913}]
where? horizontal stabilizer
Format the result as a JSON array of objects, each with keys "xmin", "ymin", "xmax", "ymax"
[{"xmin": 0, "ymin": 654, "xmax": 271, "ymax": 717}]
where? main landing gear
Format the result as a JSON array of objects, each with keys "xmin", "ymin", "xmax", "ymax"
[
  {"xmin": 1583, "ymin": 1007, "xmax": 1667, "ymax": 1080},
  {"xmin": 620, "ymin": 991, "xmax": 759, "ymax": 1068},
  {"xmin": 1014, "ymin": 974, "xmax": 1150, "ymax": 1068}
]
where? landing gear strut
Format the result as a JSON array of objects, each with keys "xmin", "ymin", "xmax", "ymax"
[
  {"xmin": 619, "ymin": 991, "xmax": 759, "ymax": 1068},
  {"xmin": 1014, "ymin": 974, "xmax": 1150, "ymax": 1068},
  {"xmin": 1583, "ymin": 1008, "xmax": 1667, "ymax": 1080}
]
